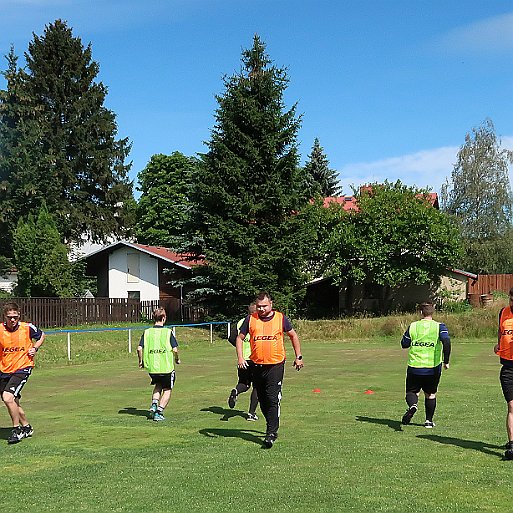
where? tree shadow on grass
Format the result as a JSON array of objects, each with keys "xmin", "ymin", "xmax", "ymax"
[
  {"xmin": 199, "ymin": 427, "xmax": 265, "ymax": 446},
  {"xmin": 118, "ymin": 407, "xmax": 151, "ymax": 418},
  {"xmin": 200, "ymin": 406, "xmax": 246, "ymax": 422},
  {"xmin": 417, "ymin": 434, "xmax": 504, "ymax": 458},
  {"xmin": 356, "ymin": 415, "xmax": 404, "ymax": 432}
]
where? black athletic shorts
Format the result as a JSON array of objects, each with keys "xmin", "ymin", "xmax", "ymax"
[
  {"xmin": 149, "ymin": 371, "xmax": 176, "ymax": 390},
  {"xmin": 500, "ymin": 366, "xmax": 513, "ymax": 402},
  {"xmin": 0, "ymin": 372, "xmax": 30, "ymax": 398},
  {"xmin": 406, "ymin": 371, "xmax": 441, "ymax": 395}
]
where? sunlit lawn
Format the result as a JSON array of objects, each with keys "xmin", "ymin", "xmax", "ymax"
[{"xmin": 0, "ymin": 336, "xmax": 508, "ymax": 512}]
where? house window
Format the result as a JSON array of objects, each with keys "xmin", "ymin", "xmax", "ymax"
[
  {"xmin": 127, "ymin": 253, "xmax": 140, "ymax": 283},
  {"xmin": 128, "ymin": 291, "xmax": 140, "ymax": 300}
]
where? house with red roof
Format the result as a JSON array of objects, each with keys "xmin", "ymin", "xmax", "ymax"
[{"xmin": 82, "ymin": 241, "xmax": 204, "ymax": 320}]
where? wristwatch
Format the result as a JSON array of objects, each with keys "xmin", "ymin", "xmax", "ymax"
[{"xmin": 296, "ymin": 355, "xmax": 303, "ymax": 360}]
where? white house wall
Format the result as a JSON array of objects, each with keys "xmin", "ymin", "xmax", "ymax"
[{"xmin": 108, "ymin": 248, "xmax": 160, "ymax": 301}]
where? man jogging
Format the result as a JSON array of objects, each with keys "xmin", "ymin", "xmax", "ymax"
[
  {"xmin": 400, "ymin": 301, "xmax": 450, "ymax": 428},
  {"xmin": 0, "ymin": 302, "xmax": 45, "ymax": 444},
  {"xmin": 227, "ymin": 303, "xmax": 259, "ymax": 421},
  {"xmin": 137, "ymin": 308, "xmax": 180, "ymax": 422},
  {"xmin": 236, "ymin": 292, "xmax": 303, "ymax": 448},
  {"xmin": 494, "ymin": 287, "xmax": 513, "ymax": 459}
]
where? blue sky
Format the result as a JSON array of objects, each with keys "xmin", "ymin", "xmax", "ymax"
[{"xmin": 2, "ymin": 0, "xmax": 513, "ymax": 197}]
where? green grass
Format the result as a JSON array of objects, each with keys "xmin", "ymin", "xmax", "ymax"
[{"xmin": 0, "ymin": 336, "xmax": 510, "ymax": 512}]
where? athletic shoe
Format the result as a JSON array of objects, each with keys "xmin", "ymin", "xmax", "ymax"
[
  {"xmin": 153, "ymin": 412, "xmax": 166, "ymax": 422},
  {"xmin": 21, "ymin": 424, "xmax": 34, "ymax": 438},
  {"xmin": 7, "ymin": 427, "xmax": 24, "ymax": 444},
  {"xmin": 228, "ymin": 389, "xmax": 237, "ymax": 409},
  {"xmin": 148, "ymin": 403, "xmax": 158, "ymax": 419},
  {"xmin": 246, "ymin": 413, "xmax": 259, "ymax": 421},
  {"xmin": 505, "ymin": 442, "xmax": 513, "ymax": 460},
  {"xmin": 263, "ymin": 433, "xmax": 277, "ymax": 448},
  {"xmin": 401, "ymin": 404, "xmax": 418, "ymax": 425},
  {"xmin": 424, "ymin": 420, "xmax": 436, "ymax": 429}
]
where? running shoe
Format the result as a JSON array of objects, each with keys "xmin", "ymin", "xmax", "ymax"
[
  {"xmin": 228, "ymin": 389, "xmax": 237, "ymax": 409},
  {"xmin": 153, "ymin": 412, "xmax": 166, "ymax": 422},
  {"xmin": 246, "ymin": 413, "xmax": 259, "ymax": 421},
  {"xmin": 8, "ymin": 427, "xmax": 24, "ymax": 444},
  {"xmin": 401, "ymin": 404, "xmax": 418, "ymax": 425}
]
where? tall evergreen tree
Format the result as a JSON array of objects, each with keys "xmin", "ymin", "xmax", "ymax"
[
  {"xmin": 304, "ymin": 137, "xmax": 342, "ymax": 197},
  {"xmin": 0, "ymin": 19, "xmax": 134, "ymax": 252},
  {"xmin": 441, "ymin": 119, "xmax": 513, "ymax": 272},
  {"xmin": 185, "ymin": 35, "xmax": 314, "ymax": 317},
  {"xmin": 135, "ymin": 152, "xmax": 196, "ymax": 249}
]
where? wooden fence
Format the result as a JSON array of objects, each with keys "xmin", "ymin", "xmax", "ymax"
[
  {"xmin": 467, "ymin": 274, "xmax": 513, "ymax": 296},
  {"xmin": 0, "ymin": 298, "xmax": 206, "ymax": 328}
]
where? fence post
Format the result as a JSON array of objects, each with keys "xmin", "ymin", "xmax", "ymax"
[
  {"xmin": 67, "ymin": 332, "xmax": 71, "ymax": 361},
  {"xmin": 210, "ymin": 323, "xmax": 213, "ymax": 344},
  {"xmin": 128, "ymin": 329, "xmax": 132, "ymax": 353}
]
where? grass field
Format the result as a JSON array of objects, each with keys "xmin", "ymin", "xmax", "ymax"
[{"xmin": 0, "ymin": 333, "xmax": 510, "ymax": 512}]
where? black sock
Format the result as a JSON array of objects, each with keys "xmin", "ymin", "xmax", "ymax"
[
  {"xmin": 425, "ymin": 397, "xmax": 436, "ymax": 421},
  {"xmin": 406, "ymin": 392, "xmax": 418, "ymax": 408}
]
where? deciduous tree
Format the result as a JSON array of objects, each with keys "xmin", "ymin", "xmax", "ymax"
[
  {"xmin": 441, "ymin": 119, "xmax": 513, "ymax": 273},
  {"xmin": 321, "ymin": 181, "xmax": 463, "ymax": 312},
  {"xmin": 135, "ymin": 152, "xmax": 197, "ymax": 249}
]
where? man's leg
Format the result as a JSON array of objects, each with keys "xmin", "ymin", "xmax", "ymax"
[
  {"xmin": 424, "ymin": 392, "xmax": 437, "ymax": 425},
  {"xmin": 16, "ymin": 398, "xmax": 29, "ymax": 426},
  {"xmin": 228, "ymin": 367, "xmax": 251, "ymax": 408},
  {"xmin": 2, "ymin": 391, "xmax": 20, "ymax": 427},
  {"xmin": 262, "ymin": 363, "xmax": 284, "ymax": 447},
  {"xmin": 506, "ymin": 400, "xmax": 513, "ymax": 441},
  {"xmin": 248, "ymin": 387, "xmax": 259, "ymax": 416},
  {"xmin": 153, "ymin": 373, "xmax": 175, "ymax": 421},
  {"xmin": 158, "ymin": 389, "xmax": 172, "ymax": 410},
  {"xmin": 402, "ymin": 373, "xmax": 420, "ymax": 425}
]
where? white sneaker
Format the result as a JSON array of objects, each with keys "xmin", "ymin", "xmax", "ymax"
[{"xmin": 424, "ymin": 420, "xmax": 436, "ymax": 428}]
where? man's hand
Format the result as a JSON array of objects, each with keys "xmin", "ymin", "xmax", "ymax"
[
  {"xmin": 293, "ymin": 357, "xmax": 303, "ymax": 371},
  {"xmin": 138, "ymin": 361, "xmax": 144, "ymax": 369},
  {"xmin": 238, "ymin": 358, "xmax": 248, "ymax": 369},
  {"xmin": 443, "ymin": 363, "xmax": 450, "ymax": 370},
  {"xmin": 28, "ymin": 346, "xmax": 38, "ymax": 357}
]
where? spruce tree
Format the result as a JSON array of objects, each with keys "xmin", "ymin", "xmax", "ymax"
[
  {"xmin": 304, "ymin": 137, "xmax": 342, "ymax": 197},
  {"xmin": 186, "ymin": 35, "xmax": 314, "ymax": 317},
  {"xmin": 0, "ymin": 19, "xmax": 134, "ymax": 250}
]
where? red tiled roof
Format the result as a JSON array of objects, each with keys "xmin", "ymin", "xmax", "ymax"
[
  {"xmin": 323, "ymin": 190, "xmax": 439, "ymax": 211},
  {"xmin": 131, "ymin": 243, "xmax": 205, "ymax": 267}
]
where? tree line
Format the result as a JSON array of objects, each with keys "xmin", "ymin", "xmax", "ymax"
[{"xmin": 0, "ymin": 20, "xmax": 510, "ymax": 317}]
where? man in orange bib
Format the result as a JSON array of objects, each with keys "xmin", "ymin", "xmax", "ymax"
[
  {"xmin": 494, "ymin": 288, "xmax": 513, "ymax": 459},
  {"xmin": 0, "ymin": 302, "xmax": 45, "ymax": 444},
  {"xmin": 236, "ymin": 291, "xmax": 303, "ymax": 448}
]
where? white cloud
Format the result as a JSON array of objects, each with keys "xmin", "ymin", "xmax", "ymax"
[
  {"xmin": 337, "ymin": 146, "xmax": 458, "ymax": 196},
  {"xmin": 437, "ymin": 12, "xmax": 513, "ymax": 53},
  {"xmin": 337, "ymin": 137, "xmax": 513, "ymax": 196}
]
